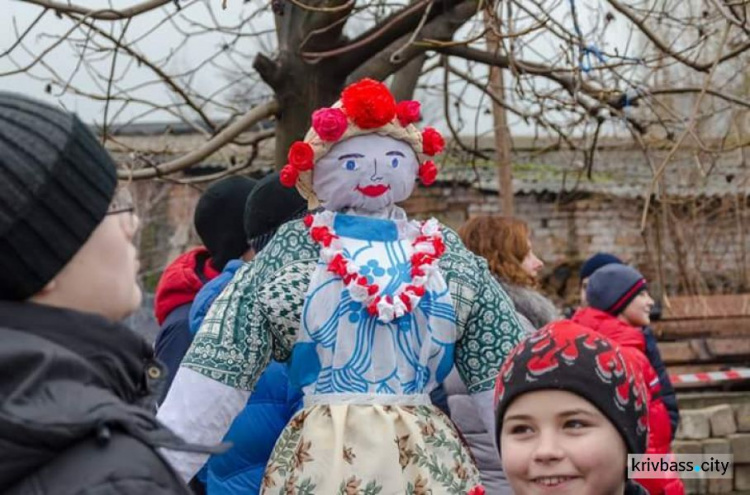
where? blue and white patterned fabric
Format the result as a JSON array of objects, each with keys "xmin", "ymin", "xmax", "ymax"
[{"xmin": 289, "ymin": 211, "xmax": 456, "ymax": 399}]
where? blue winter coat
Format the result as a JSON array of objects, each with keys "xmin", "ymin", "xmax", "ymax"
[
  {"xmin": 188, "ymin": 260, "xmax": 244, "ymax": 336},
  {"xmin": 189, "ymin": 260, "xmax": 303, "ymax": 495}
]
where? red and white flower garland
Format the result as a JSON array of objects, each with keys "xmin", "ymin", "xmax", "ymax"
[{"xmin": 304, "ymin": 212, "xmax": 446, "ymax": 323}]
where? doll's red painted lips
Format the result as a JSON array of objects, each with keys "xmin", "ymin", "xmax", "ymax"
[{"xmin": 356, "ymin": 184, "xmax": 390, "ymax": 197}]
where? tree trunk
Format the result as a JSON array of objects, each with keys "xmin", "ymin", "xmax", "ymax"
[
  {"xmin": 273, "ymin": 62, "xmax": 345, "ymax": 168},
  {"xmin": 391, "ymin": 54, "xmax": 427, "ymax": 102},
  {"xmin": 484, "ymin": 6, "xmax": 514, "ymax": 215},
  {"xmin": 255, "ymin": 1, "xmax": 352, "ymax": 169}
]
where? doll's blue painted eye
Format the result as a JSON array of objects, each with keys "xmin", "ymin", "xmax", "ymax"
[
  {"xmin": 391, "ymin": 157, "xmax": 399, "ymax": 168},
  {"xmin": 344, "ymin": 160, "xmax": 357, "ymax": 171}
]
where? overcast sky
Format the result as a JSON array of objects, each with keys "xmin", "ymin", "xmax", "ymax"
[
  {"xmin": 1, "ymin": 1, "xmax": 248, "ymax": 120},
  {"xmin": 1, "ymin": 0, "xmax": 639, "ymax": 138}
]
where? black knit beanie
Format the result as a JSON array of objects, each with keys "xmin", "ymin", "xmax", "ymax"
[
  {"xmin": 580, "ymin": 252, "xmax": 623, "ymax": 281},
  {"xmin": 193, "ymin": 175, "xmax": 257, "ymax": 270},
  {"xmin": 494, "ymin": 321, "xmax": 649, "ymax": 456},
  {"xmin": 587, "ymin": 264, "xmax": 647, "ymax": 315},
  {"xmin": 0, "ymin": 93, "xmax": 117, "ymax": 300},
  {"xmin": 244, "ymin": 172, "xmax": 307, "ymax": 253}
]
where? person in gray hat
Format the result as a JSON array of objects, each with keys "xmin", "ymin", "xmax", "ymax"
[{"xmin": 0, "ymin": 92, "xmax": 214, "ymax": 494}]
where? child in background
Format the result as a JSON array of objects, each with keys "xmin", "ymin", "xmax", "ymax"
[
  {"xmin": 572, "ymin": 264, "xmax": 684, "ymax": 495},
  {"xmin": 578, "ymin": 254, "xmax": 680, "ymax": 438},
  {"xmin": 495, "ymin": 321, "xmax": 650, "ymax": 495}
]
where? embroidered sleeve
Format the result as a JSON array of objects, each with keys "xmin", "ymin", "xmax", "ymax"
[
  {"xmin": 182, "ymin": 220, "xmax": 317, "ymax": 391},
  {"xmin": 182, "ymin": 261, "xmax": 271, "ymax": 390},
  {"xmin": 256, "ymin": 260, "xmax": 316, "ymax": 362},
  {"xmin": 451, "ymin": 243, "xmax": 526, "ymax": 394}
]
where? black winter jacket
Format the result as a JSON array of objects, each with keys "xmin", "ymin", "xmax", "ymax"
[
  {"xmin": 0, "ymin": 301, "xmax": 219, "ymax": 495},
  {"xmin": 643, "ymin": 326, "xmax": 680, "ymax": 438},
  {"xmin": 625, "ymin": 480, "xmax": 649, "ymax": 494}
]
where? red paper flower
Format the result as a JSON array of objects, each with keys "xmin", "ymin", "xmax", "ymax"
[
  {"xmin": 367, "ymin": 296, "xmax": 382, "ymax": 316},
  {"xmin": 288, "ymin": 141, "xmax": 314, "ymax": 171},
  {"xmin": 406, "ymin": 285, "xmax": 425, "ymax": 297},
  {"xmin": 468, "ymin": 485, "xmax": 486, "ymax": 495},
  {"xmin": 430, "ymin": 237, "xmax": 445, "ymax": 257},
  {"xmin": 421, "ymin": 127, "xmax": 445, "ymax": 156},
  {"xmin": 411, "ymin": 252, "xmax": 435, "ymax": 268},
  {"xmin": 303, "ymin": 214, "xmax": 314, "ymax": 228},
  {"xmin": 419, "ymin": 160, "xmax": 438, "ymax": 186},
  {"xmin": 312, "ymin": 107, "xmax": 348, "ymax": 142},
  {"xmin": 311, "ymin": 226, "xmax": 334, "ymax": 247},
  {"xmin": 396, "ymin": 100, "xmax": 421, "ymax": 126},
  {"xmin": 399, "ymin": 293, "xmax": 412, "ymax": 311},
  {"xmin": 279, "ymin": 164, "xmax": 299, "ymax": 187},
  {"xmin": 328, "ymin": 253, "xmax": 348, "ymax": 275},
  {"xmin": 341, "ymin": 78, "xmax": 396, "ymax": 130}
]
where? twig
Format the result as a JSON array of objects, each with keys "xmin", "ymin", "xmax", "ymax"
[
  {"xmin": 639, "ymin": 24, "xmax": 732, "ymax": 232},
  {"xmin": 102, "ymin": 19, "xmax": 132, "ymax": 143}
]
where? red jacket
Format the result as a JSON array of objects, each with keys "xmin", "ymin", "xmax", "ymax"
[
  {"xmin": 572, "ymin": 308, "xmax": 684, "ymax": 495},
  {"xmin": 154, "ymin": 247, "xmax": 221, "ymax": 325}
]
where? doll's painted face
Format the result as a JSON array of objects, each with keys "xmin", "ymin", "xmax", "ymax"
[{"xmin": 312, "ymin": 134, "xmax": 418, "ymax": 212}]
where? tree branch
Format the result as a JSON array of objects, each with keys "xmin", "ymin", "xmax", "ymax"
[
  {"xmin": 349, "ymin": 0, "xmax": 478, "ymax": 82},
  {"xmin": 608, "ymin": 0, "xmax": 750, "ymax": 72},
  {"xmin": 117, "ymin": 100, "xmax": 278, "ymax": 180},
  {"xmin": 640, "ymin": 87, "xmax": 750, "ymax": 110},
  {"xmin": 69, "ymin": 12, "xmax": 216, "ymax": 132},
  {"xmin": 253, "ymin": 53, "xmax": 282, "ymax": 90},
  {"xmin": 17, "ymin": 0, "xmax": 173, "ymax": 20},
  {"xmin": 179, "ymin": 130, "xmax": 274, "ymax": 184},
  {"xmin": 304, "ymin": 0, "xmax": 469, "ymax": 76},
  {"xmin": 437, "ymin": 45, "xmax": 622, "ymax": 108}
]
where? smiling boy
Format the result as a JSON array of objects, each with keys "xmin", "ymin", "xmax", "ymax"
[{"xmin": 495, "ymin": 322, "xmax": 650, "ymax": 495}]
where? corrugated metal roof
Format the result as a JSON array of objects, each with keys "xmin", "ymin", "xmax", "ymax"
[{"xmin": 437, "ymin": 148, "xmax": 750, "ymax": 199}]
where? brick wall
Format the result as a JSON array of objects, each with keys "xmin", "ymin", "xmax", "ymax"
[
  {"xmin": 402, "ymin": 184, "xmax": 750, "ymax": 301},
  {"xmin": 132, "ymin": 179, "xmax": 750, "ymax": 298},
  {"xmin": 673, "ymin": 403, "xmax": 750, "ymax": 493}
]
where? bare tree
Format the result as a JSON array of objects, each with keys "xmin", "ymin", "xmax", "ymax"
[{"xmin": 4, "ymin": 0, "xmax": 750, "ymax": 194}]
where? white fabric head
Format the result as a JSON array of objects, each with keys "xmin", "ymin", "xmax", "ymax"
[{"xmin": 312, "ymin": 135, "xmax": 418, "ymax": 213}]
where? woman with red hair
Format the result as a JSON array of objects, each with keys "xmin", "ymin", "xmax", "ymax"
[
  {"xmin": 459, "ymin": 216, "xmax": 558, "ymax": 332},
  {"xmin": 441, "ymin": 216, "xmax": 559, "ymax": 494}
]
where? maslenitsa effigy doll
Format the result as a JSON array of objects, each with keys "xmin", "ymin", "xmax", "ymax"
[{"xmin": 158, "ymin": 79, "xmax": 525, "ymax": 494}]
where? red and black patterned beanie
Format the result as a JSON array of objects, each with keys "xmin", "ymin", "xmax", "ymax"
[{"xmin": 494, "ymin": 321, "xmax": 649, "ymax": 455}]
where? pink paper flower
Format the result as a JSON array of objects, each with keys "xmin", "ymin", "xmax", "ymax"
[
  {"xmin": 396, "ymin": 100, "xmax": 421, "ymax": 126},
  {"xmin": 312, "ymin": 107, "xmax": 348, "ymax": 142}
]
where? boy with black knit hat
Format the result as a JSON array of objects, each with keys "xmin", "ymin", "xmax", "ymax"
[
  {"xmin": 579, "ymin": 252, "xmax": 624, "ymax": 306},
  {"xmin": 188, "ymin": 171, "xmax": 308, "ymax": 337},
  {"xmin": 0, "ymin": 92, "xmax": 202, "ymax": 494},
  {"xmin": 572, "ymin": 264, "xmax": 684, "ymax": 494},
  {"xmin": 154, "ymin": 175, "xmax": 258, "ymax": 401},
  {"xmin": 495, "ymin": 321, "xmax": 650, "ymax": 495}
]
